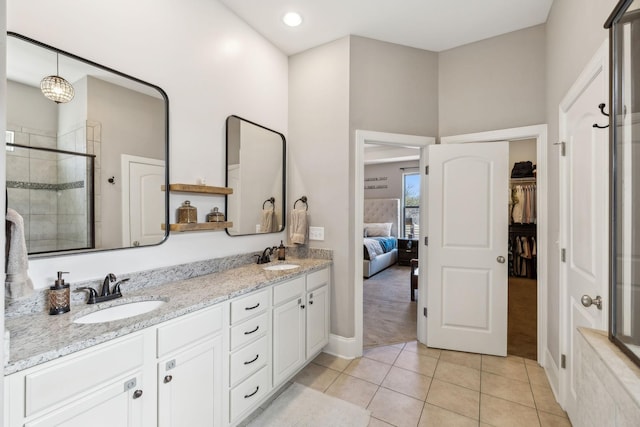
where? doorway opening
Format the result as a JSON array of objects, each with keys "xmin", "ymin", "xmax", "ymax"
[
  {"xmin": 508, "ymin": 138, "xmax": 538, "ymax": 360},
  {"xmin": 354, "ymin": 131, "xmax": 434, "ymax": 358},
  {"xmin": 362, "ymin": 153, "xmax": 420, "ymax": 348}
]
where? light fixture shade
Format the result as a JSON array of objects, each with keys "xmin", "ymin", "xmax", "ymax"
[{"xmin": 40, "ymin": 75, "xmax": 75, "ymax": 104}]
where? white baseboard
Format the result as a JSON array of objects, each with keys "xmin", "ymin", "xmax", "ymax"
[{"xmin": 323, "ymin": 334, "xmax": 359, "ymax": 359}]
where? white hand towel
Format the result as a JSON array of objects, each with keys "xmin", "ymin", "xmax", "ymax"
[
  {"xmin": 260, "ymin": 209, "xmax": 274, "ymax": 233},
  {"xmin": 5, "ymin": 208, "xmax": 34, "ymax": 299},
  {"xmin": 289, "ymin": 208, "xmax": 308, "ymax": 245}
]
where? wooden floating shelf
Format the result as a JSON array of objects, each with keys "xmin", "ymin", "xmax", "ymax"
[
  {"xmin": 162, "ymin": 184, "xmax": 233, "ymax": 195},
  {"xmin": 162, "ymin": 221, "xmax": 233, "ymax": 232}
]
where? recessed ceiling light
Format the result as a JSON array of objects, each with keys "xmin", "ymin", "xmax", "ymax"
[{"xmin": 283, "ymin": 12, "xmax": 302, "ymax": 27}]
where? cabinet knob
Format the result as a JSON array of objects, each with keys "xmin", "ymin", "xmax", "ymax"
[
  {"xmin": 300, "ymin": 304, "xmax": 305, "ymax": 309},
  {"xmin": 133, "ymin": 389, "xmax": 143, "ymax": 399},
  {"xmin": 164, "ymin": 375, "xmax": 173, "ymax": 383},
  {"xmin": 309, "ymin": 300, "xmax": 314, "ymax": 305}
]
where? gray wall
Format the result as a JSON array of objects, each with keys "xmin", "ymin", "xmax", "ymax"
[
  {"xmin": 439, "ymin": 24, "xmax": 546, "ymax": 137},
  {"xmin": 364, "ymin": 160, "xmax": 419, "ymax": 200},
  {"xmin": 349, "ymin": 36, "xmax": 439, "ymax": 137},
  {"xmin": 289, "ymin": 37, "xmax": 351, "ymax": 336},
  {"xmin": 545, "ymin": 0, "xmax": 618, "ymax": 371}
]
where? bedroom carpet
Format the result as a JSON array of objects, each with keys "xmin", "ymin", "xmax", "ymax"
[{"xmin": 364, "ymin": 264, "xmax": 417, "ymax": 348}]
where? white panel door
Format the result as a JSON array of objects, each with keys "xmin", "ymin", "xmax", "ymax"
[
  {"xmin": 427, "ymin": 141, "xmax": 509, "ymax": 356},
  {"xmin": 125, "ymin": 157, "xmax": 165, "ymax": 246},
  {"xmin": 559, "ymin": 43, "xmax": 608, "ymax": 421}
]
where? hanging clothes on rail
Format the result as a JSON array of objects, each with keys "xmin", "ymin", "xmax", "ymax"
[{"xmin": 511, "ymin": 182, "xmax": 537, "ymax": 224}]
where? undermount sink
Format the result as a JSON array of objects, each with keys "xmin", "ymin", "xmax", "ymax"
[
  {"xmin": 263, "ymin": 264, "xmax": 300, "ymax": 271},
  {"xmin": 74, "ymin": 300, "xmax": 166, "ymax": 324}
]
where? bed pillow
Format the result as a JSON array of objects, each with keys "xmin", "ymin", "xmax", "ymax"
[{"xmin": 364, "ymin": 222, "xmax": 392, "ymax": 237}]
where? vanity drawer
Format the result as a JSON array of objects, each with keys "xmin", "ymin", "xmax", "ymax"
[
  {"xmin": 24, "ymin": 333, "xmax": 145, "ymax": 417},
  {"xmin": 229, "ymin": 365, "xmax": 269, "ymax": 423},
  {"xmin": 230, "ymin": 311, "xmax": 268, "ymax": 351},
  {"xmin": 230, "ymin": 289, "xmax": 269, "ymax": 325},
  {"xmin": 157, "ymin": 304, "xmax": 223, "ymax": 357},
  {"xmin": 307, "ymin": 268, "xmax": 329, "ymax": 292},
  {"xmin": 229, "ymin": 335, "xmax": 268, "ymax": 386},
  {"xmin": 273, "ymin": 276, "xmax": 305, "ymax": 306}
]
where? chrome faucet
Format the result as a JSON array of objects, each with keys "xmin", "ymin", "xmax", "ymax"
[
  {"xmin": 256, "ymin": 246, "xmax": 278, "ymax": 264},
  {"xmin": 77, "ymin": 274, "xmax": 130, "ymax": 304}
]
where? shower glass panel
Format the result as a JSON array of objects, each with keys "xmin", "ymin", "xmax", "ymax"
[{"xmin": 6, "ymin": 141, "xmax": 95, "ymax": 254}]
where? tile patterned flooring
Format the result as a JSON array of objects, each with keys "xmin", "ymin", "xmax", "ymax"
[{"xmin": 289, "ymin": 341, "xmax": 572, "ymax": 427}]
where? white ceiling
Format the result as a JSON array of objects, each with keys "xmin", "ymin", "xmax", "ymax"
[{"xmin": 219, "ymin": 0, "xmax": 554, "ymax": 55}]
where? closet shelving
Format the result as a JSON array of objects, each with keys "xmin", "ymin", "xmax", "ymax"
[
  {"xmin": 509, "ymin": 176, "xmax": 537, "ymax": 279},
  {"xmin": 161, "ymin": 183, "xmax": 233, "ymax": 232}
]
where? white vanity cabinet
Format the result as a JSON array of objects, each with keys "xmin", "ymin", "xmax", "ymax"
[
  {"xmin": 4, "ymin": 330, "xmax": 157, "ymax": 427},
  {"xmin": 156, "ymin": 305, "xmax": 224, "ymax": 427},
  {"xmin": 272, "ymin": 268, "xmax": 330, "ymax": 388},
  {"xmin": 227, "ymin": 289, "xmax": 271, "ymax": 425}
]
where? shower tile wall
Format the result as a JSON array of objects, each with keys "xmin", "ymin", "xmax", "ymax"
[{"xmin": 6, "ymin": 122, "xmax": 95, "ymax": 253}]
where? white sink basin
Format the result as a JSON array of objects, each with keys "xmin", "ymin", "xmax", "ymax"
[
  {"xmin": 263, "ymin": 264, "xmax": 300, "ymax": 271},
  {"xmin": 74, "ymin": 300, "xmax": 166, "ymax": 324}
]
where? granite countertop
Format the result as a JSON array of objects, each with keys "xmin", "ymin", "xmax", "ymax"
[{"xmin": 4, "ymin": 258, "xmax": 331, "ymax": 375}]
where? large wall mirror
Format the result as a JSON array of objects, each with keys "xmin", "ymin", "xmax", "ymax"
[
  {"xmin": 5, "ymin": 32, "xmax": 169, "ymax": 256},
  {"xmin": 607, "ymin": 0, "xmax": 640, "ymax": 367},
  {"xmin": 225, "ymin": 115, "xmax": 285, "ymax": 236}
]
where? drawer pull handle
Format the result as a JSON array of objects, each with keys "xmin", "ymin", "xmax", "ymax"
[
  {"xmin": 133, "ymin": 389, "xmax": 143, "ymax": 399},
  {"xmin": 244, "ymin": 325, "xmax": 260, "ymax": 335},
  {"xmin": 164, "ymin": 375, "xmax": 173, "ymax": 384},
  {"xmin": 245, "ymin": 302, "xmax": 260, "ymax": 311},
  {"xmin": 244, "ymin": 354, "xmax": 260, "ymax": 365},
  {"xmin": 244, "ymin": 386, "xmax": 259, "ymax": 399}
]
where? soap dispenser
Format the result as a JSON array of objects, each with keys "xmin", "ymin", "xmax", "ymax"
[
  {"xmin": 49, "ymin": 271, "xmax": 71, "ymax": 315},
  {"xmin": 277, "ymin": 240, "xmax": 286, "ymax": 261}
]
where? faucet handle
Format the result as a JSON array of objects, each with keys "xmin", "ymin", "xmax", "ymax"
[
  {"xmin": 112, "ymin": 278, "xmax": 130, "ymax": 295},
  {"xmin": 76, "ymin": 287, "xmax": 98, "ymax": 304}
]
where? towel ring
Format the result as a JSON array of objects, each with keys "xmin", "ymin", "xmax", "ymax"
[
  {"xmin": 294, "ymin": 196, "xmax": 308, "ymax": 211},
  {"xmin": 263, "ymin": 197, "xmax": 275, "ymax": 210}
]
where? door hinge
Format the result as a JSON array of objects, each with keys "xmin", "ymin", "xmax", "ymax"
[
  {"xmin": 554, "ymin": 141, "xmax": 566, "ymax": 156},
  {"xmin": 561, "ymin": 354, "xmax": 567, "ymax": 369},
  {"xmin": 425, "ymin": 166, "xmax": 429, "ymax": 175},
  {"xmin": 561, "ymin": 248, "xmax": 566, "ymax": 263},
  {"xmin": 423, "ymin": 307, "xmax": 428, "ymax": 317},
  {"xmin": 424, "ymin": 236, "xmax": 428, "ymax": 246}
]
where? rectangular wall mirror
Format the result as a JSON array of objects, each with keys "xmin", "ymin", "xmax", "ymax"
[
  {"xmin": 225, "ymin": 115, "xmax": 285, "ymax": 236},
  {"xmin": 5, "ymin": 32, "xmax": 169, "ymax": 256}
]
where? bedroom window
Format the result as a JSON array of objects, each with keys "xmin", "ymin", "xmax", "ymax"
[{"xmin": 403, "ymin": 172, "xmax": 420, "ymax": 239}]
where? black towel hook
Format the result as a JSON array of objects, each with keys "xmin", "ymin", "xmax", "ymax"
[
  {"xmin": 294, "ymin": 196, "xmax": 308, "ymax": 211},
  {"xmin": 593, "ymin": 103, "xmax": 610, "ymax": 129}
]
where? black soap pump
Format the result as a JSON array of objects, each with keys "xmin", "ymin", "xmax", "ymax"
[
  {"xmin": 277, "ymin": 240, "xmax": 286, "ymax": 261},
  {"xmin": 49, "ymin": 271, "xmax": 71, "ymax": 315}
]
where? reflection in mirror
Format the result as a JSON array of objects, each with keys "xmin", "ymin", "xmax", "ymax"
[
  {"xmin": 5, "ymin": 33, "xmax": 169, "ymax": 256},
  {"xmin": 225, "ymin": 115, "xmax": 285, "ymax": 236}
]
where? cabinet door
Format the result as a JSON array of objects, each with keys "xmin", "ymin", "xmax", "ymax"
[
  {"xmin": 272, "ymin": 296, "xmax": 305, "ymax": 386},
  {"xmin": 25, "ymin": 372, "xmax": 145, "ymax": 427},
  {"xmin": 158, "ymin": 335, "xmax": 223, "ymax": 427},
  {"xmin": 306, "ymin": 284, "xmax": 330, "ymax": 357}
]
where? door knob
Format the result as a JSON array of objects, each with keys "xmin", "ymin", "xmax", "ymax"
[
  {"xmin": 497, "ymin": 256, "xmax": 505, "ymax": 264},
  {"xmin": 581, "ymin": 295, "xmax": 603, "ymax": 310}
]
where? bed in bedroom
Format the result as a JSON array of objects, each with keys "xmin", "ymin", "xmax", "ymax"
[{"xmin": 363, "ymin": 198, "xmax": 400, "ymax": 278}]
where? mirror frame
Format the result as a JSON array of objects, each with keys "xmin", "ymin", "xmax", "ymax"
[
  {"xmin": 606, "ymin": 0, "xmax": 640, "ymax": 367},
  {"xmin": 7, "ymin": 32, "xmax": 170, "ymax": 257},
  {"xmin": 224, "ymin": 115, "xmax": 286, "ymax": 236}
]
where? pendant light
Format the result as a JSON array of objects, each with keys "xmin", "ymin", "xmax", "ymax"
[{"xmin": 40, "ymin": 53, "xmax": 74, "ymax": 104}]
